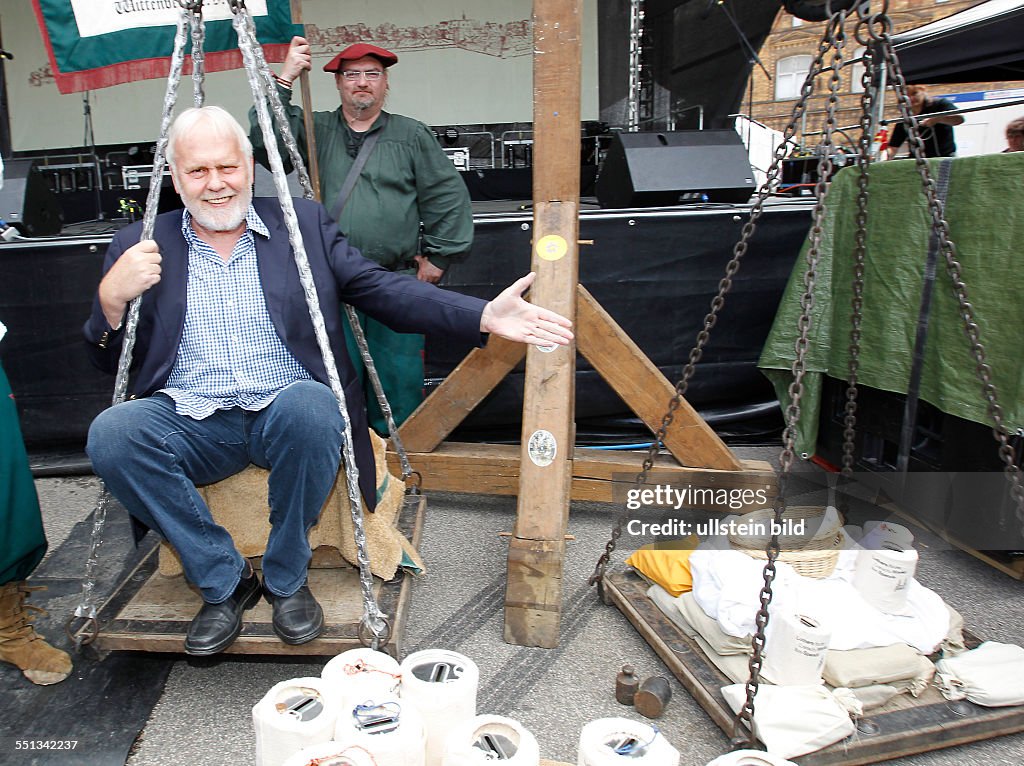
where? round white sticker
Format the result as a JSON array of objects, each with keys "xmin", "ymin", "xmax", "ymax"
[{"xmin": 527, "ymin": 430, "xmax": 558, "ymax": 467}]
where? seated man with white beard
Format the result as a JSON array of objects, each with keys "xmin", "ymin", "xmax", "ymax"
[{"xmin": 83, "ymin": 106, "xmax": 573, "ymax": 656}]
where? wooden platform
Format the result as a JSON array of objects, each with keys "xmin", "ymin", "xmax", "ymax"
[
  {"xmin": 604, "ymin": 568, "xmax": 1024, "ymax": 765},
  {"xmin": 83, "ymin": 495, "xmax": 425, "ymax": 658}
]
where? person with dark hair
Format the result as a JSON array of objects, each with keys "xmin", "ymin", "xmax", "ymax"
[
  {"xmin": 251, "ymin": 38, "xmax": 473, "ymax": 435},
  {"xmin": 85, "ymin": 106, "xmax": 571, "ymax": 656},
  {"xmin": 887, "ymin": 85, "xmax": 963, "ymax": 159},
  {"xmin": 1003, "ymin": 117, "xmax": 1024, "ymax": 153}
]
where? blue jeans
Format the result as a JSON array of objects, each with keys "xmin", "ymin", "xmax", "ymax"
[{"xmin": 86, "ymin": 381, "xmax": 344, "ymax": 603}]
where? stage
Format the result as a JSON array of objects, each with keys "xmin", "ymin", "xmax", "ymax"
[{"xmin": 0, "ymin": 195, "xmax": 813, "ymax": 451}]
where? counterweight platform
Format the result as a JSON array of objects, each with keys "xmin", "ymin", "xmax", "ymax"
[
  {"xmin": 604, "ymin": 568, "xmax": 1024, "ymax": 766},
  {"xmin": 77, "ymin": 495, "xmax": 425, "ymax": 658}
]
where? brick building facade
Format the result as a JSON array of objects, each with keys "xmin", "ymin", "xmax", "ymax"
[{"xmin": 746, "ymin": 1, "xmax": 1020, "ymax": 149}]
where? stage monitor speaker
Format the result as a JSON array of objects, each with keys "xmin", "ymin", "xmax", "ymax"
[
  {"xmin": 596, "ymin": 130, "xmax": 756, "ymax": 208},
  {"xmin": 0, "ymin": 159, "xmax": 63, "ymax": 237}
]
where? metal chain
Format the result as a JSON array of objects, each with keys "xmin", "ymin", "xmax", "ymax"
[
  {"xmin": 840, "ymin": 5, "xmax": 881, "ymax": 476},
  {"xmin": 232, "ymin": 6, "xmax": 389, "ymax": 647},
  {"xmin": 876, "ymin": 24, "xmax": 1024, "ymax": 528},
  {"xmin": 68, "ymin": 7, "xmax": 193, "ymax": 645},
  {"xmin": 733, "ymin": 10, "xmax": 849, "ymax": 748},
  {"xmin": 588, "ymin": 5, "xmax": 842, "ymax": 597},
  {"xmin": 236, "ymin": 8, "xmax": 315, "ymax": 199},
  {"xmin": 186, "ymin": 2, "xmax": 205, "ymax": 107},
  {"xmin": 341, "ymin": 305, "xmax": 420, "ymax": 489},
  {"xmin": 238, "ymin": 8, "xmax": 417, "ymax": 488}
]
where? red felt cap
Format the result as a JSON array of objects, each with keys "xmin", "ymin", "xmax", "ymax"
[{"xmin": 323, "ymin": 43, "xmax": 398, "ymax": 72}]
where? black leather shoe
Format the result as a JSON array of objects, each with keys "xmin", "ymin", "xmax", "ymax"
[
  {"xmin": 264, "ymin": 584, "xmax": 324, "ymax": 645},
  {"xmin": 184, "ymin": 566, "xmax": 262, "ymax": 656}
]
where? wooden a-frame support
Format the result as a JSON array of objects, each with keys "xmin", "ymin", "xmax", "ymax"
[{"xmin": 387, "ymin": 0, "xmax": 774, "ymax": 648}]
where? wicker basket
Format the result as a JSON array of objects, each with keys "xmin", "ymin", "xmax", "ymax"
[{"xmin": 727, "ymin": 506, "xmax": 842, "ymax": 579}]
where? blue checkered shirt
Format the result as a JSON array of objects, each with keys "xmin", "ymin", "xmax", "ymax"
[{"xmin": 160, "ymin": 206, "xmax": 312, "ymax": 419}]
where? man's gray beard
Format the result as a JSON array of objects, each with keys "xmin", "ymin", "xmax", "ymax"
[
  {"xmin": 348, "ymin": 90, "xmax": 382, "ymax": 117},
  {"xmin": 351, "ymin": 100, "xmax": 375, "ymax": 117},
  {"xmin": 189, "ymin": 201, "xmax": 247, "ymax": 232}
]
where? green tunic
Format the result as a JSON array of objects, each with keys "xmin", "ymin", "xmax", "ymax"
[
  {"xmin": 0, "ymin": 362, "xmax": 47, "ymax": 584},
  {"xmin": 249, "ymin": 89, "xmax": 473, "ymax": 271}
]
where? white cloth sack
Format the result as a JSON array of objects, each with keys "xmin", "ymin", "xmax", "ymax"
[
  {"xmin": 647, "ymin": 584, "xmax": 932, "ymax": 695},
  {"xmin": 823, "ymin": 643, "xmax": 934, "ymax": 694},
  {"xmin": 720, "ymin": 684, "xmax": 857, "ymax": 759},
  {"xmin": 849, "ymin": 684, "xmax": 901, "ymax": 710},
  {"xmin": 675, "ymin": 591, "xmax": 752, "ymax": 655},
  {"xmin": 690, "ymin": 528, "xmax": 950, "ymax": 653},
  {"xmin": 934, "ymin": 642, "xmax": 1024, "ymax": 707}
]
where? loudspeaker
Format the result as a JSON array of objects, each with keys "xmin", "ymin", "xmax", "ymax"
[
  {"xmin": 596, "ymin": 130, "xmax": 756, "ymax": 208},
  {"xmin": 0, "ymin": 159, "xmax": 63, "ymax": 236}
]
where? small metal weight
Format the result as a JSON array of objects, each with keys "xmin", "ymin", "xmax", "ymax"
[
  {"xmin": 615, "ymin": 664, "xmax": 639, "ymax": 705},
  {"xmin": 634, "ymin": 675, "xmax": 672, "ymax": 719}
]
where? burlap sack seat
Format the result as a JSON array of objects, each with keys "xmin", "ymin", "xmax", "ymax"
[{"xmin": 158, "ymin": 431, "xmax": 424, "ymax": 581}]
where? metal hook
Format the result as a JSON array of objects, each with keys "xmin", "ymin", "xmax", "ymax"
[
  {"xmin": 403, "ymin": 470, "xmax": 423, "ymax": 496},
  {"xmin": 357, "ymin": 614, "xmax": 393, "ymax": 650},
  {"xmin": 65, "ymin": 614, "xmax": 99, "ymax": 651}
]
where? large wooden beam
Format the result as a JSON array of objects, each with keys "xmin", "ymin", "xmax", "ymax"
[
  {"xmin": 387, "ymin": 442, "xmax": 776, "ymax": 504},
  {"xmin": 504, "ymin": 0, "xmax": 583, "ymax": 648},
  {"xmin": 396, "ymin": 337, "xmax": 526, "ymax": 453},
  {"xmin": 576, "ymin": 285, "xmax": 742, "ymax": 471}
]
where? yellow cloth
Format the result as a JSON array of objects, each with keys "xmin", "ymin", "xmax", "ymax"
[
  {"xmin": 158, "ymin": 431, "xmax": 423, "ymax": 580},
  {"xmin": 625, "ymin": 536, "xmax": 699, "ymax": 596}
]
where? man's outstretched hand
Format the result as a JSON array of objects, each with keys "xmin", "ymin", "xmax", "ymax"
[{"xmin": 479, "ymin": 272, "xmax": 574, "ymax": 347}]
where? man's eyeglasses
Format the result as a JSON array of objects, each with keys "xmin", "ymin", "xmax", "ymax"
[{"xmin": 340, "ymin": 69, "xmax": 384, "ymax": 81}]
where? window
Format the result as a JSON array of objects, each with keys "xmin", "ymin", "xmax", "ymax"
[
  {"xmin": 850, "ymin": 46, "xmax": 866, "ymax": 94},
  {"xmin": 776, "ymin": 55, "xmax": 813, "ymax": 100}
]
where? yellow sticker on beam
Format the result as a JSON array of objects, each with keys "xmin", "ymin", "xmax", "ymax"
[{"xmin": 536, "ymin": 234, "xmax": 568, "ymax": 261}]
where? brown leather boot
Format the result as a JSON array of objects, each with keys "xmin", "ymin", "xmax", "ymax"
[{"xmin": 0, "ymin": 581, "xmax": 73, "ymax": 685}]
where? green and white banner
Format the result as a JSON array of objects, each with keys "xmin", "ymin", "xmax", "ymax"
[
  {"xmin": 7, "ymin": 1, "xmax": 599, "ymax": 152},
  {"xmin": 32, "ymin": 0, "xmax": 298, "ymax": 94}
]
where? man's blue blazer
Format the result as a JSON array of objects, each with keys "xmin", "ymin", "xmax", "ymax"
[{"xmin": 84, "ymin": 197, "xmax": 485, "ymax": 509}]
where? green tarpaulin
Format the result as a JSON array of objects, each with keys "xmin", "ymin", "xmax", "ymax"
[{"xmin": 759, "ymin": 152, "xmax": 1024, "ymax": 456}]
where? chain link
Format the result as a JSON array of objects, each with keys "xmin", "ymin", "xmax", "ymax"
[
  {"xmin": 587, "ymin": 17, "xmax": 847, "ymax": 598},
  {"xmin": 187, "ymin": 3, "xmax": 206, "ymax": 107},
  {"xmin": 236, "ymin": 4, "xmax": 416, "ymax": 496},
  {"xmin": 68, "ymin": 7, "xmax": 193, "ymax": 641},
  {"xmin": 840, "ymin": 5, "xmax": 881, "ymax": 476},
  {"xmin": 733, "ymin": 10, "xmax": 850, "ymax": 746},
  {"xmin": 238, "ymin": 9, "xmax": 416, "ymax": 485},
  {"xmin": 594, "ymin": 0, "xmax": 1021, "ymax": 751},
  {"xmin": 233, "ymin": 7, "xmax": 388, "ymax": 644}
]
